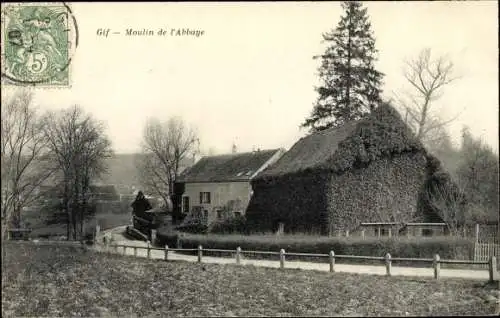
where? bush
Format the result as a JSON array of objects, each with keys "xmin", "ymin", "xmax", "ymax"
[
  {"xmin": 175, "ymin": 220, "xmax": 208, "ymax": 234},
  {"xmin": 178, "ymin": 234, "xmax": 474, "ymax": 264},
  {"xmin": 209, "ymin": 217, "xmax": 248, "ymax": 234},
  {"xmin": 156, "ymin": 228, "xmax": 179, "ymax": 247}
]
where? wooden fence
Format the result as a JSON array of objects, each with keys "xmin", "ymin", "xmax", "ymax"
[
  {"xmin": 475, "ymin": 243, "xmax": 500, "ymax": 269},
  {"xmin": 102, "ymin": 241, "xmax": 499, "ymax": 283}
]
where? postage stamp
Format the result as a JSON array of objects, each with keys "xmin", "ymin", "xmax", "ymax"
[{"xmin": 1, "ymin": 2, "xmax": 78, "ymax": 87}]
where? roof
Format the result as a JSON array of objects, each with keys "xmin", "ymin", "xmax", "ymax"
[
  {"xmin": 177, "ymin": 149, "xmax": 282, "ymax": 183},
  {"xmin": 257, "ymin": 121, "xmax": 359, "ymax": 178},
  {"xmin": 256, "ymin": 103, "xmax": 427, "ymax": 180}
]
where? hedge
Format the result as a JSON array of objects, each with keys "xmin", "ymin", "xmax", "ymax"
[
  {"xmin": 209, "ymin": 217, "xmax": 249, "ymax": 234},
  {"xmin": 176, "ymin": 234, "xmax": 474, "ymax": 265}
]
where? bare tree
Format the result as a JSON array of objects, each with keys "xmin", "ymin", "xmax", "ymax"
[
  {"xmin": 137, "ymin": 117, "xmax": 199, "ymax": 223},
  {"xmin": 1, "ymin": 90, "xmax": 54, "ymax": 240},
  {"xmin": 426, "ymin": 180, "xmax": 467, "ymax": 236},
  {"xmin": 393, "ymin": 48, "xmax": 462, "ymax": 144},
  {"xmin": 42, "ymin": 105, "xmax": 112, "ymax": 240}
]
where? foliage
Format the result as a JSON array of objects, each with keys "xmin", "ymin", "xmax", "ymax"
[
  {"xmin": 156, "ymin": 227, "xmax": 179, "ymax": 247},
  {"xmin": 2, "ymin": 242, "xmax": 497, "ymax": 317},
  {"xmin": 324, "ymin": 102, "xmax": 423, "ymax": 173},
  {"xmin": 302, "ymin": 1, "xmax": 384, "ymax": 132},
  {"xmin": 179, "ymin": 233, "xmax": 474, "ymax": 261},
  {"xmin": 246, "ymin": 171, "xmax": 330, "ymax": 235},
  {"xmin": 249, "ymin": 102, "xmax": 462, "ymax": 235},
  {"xmin": 209, "ymin": 216, "xmax": 249, "ymax": 235},
  {"xmin": 327, "ymin": 153, "xmax": 430, "ymax": 234},
  {"xmin": 175, "ymin": 220, "xmax": 208, "ymax": 234},
  {"xmin": 456, "ymin": 127, "xmax": 499, "ymax": 224}
]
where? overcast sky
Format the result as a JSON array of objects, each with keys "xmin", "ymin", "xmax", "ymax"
[{"xmin": 8, "ymin": 1, "xmax": 498, "ymax": 154}]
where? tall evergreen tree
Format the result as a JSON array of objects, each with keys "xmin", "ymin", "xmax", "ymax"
[{"xmin": 302, "ymin": 1, "xmax": 384, "ymax": 132}]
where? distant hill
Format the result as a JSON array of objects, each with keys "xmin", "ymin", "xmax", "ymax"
[{"xmin": 98, "ymin": 153, "xmax": 195, "ymax": 194}]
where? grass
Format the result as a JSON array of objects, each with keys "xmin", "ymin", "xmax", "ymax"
[
  {"xmin": 24, "ymin": 212, "xmax": 131, "ymax": 239},
  {"xmin": 2, "ymin": 242, "xmax": 498, "ymax": 317}
]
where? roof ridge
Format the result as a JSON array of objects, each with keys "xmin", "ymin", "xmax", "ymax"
[
  {"xmin": 200, "ymin": 148, "xmax": 280, "ymax": 159},
  {"xmin": 297, "ymin": 120, "xmax": 360, "ymax": 141},
  {"xmin": 178, "ymin": 148, "xmax": 283, "ymax": 182}
]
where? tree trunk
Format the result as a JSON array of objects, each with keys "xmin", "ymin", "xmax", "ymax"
[
  {"xmin": 64, "ymin": 181, "xmax": 71, "ymax": 240},
  {"xmin": 416, "ymin": 97, "xmax": 430, "ymax": 140},
  {"xmin": 346, "ymin": 6, "xmax": 352, "ymax": 115},
  {"xmin": 72, "ymin": 206, "xmax": 77, "ymax": 240},
  {"xmin": 80, "ymin": 203, "xmax": 84, "ymax": 239}
]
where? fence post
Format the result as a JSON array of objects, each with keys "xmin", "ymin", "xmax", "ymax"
[
  {"xmin": 345, "ymin": 230, "xmax": 349, "ymax": 237},
  {"xmin": 151, "ymin": 229, "xmax": 157, "ymax": 245},
  {"xmin": 378, "ymin": 227, "xmax": 381, "ymax": 237},
  {"xmin": 385, "ymin": 253, "xmax": 392, "ymax": 277},
  {"xmin": 134, "ymin": 246, "xmax": 137, "ymax": 257},
  {"xmin": 475, "ymin": 224, "xmax": 479, "ymax": 244},
  {"xmin": 147, "ymin": 241, "xmax": 151, "ymax": 259},
  {"xmin": 123, "ymin": 246, "xmax": 126, "ymax": 255},
  {"xmin": 361, "ymin": 230, "xmax": 365, "ymax": 239},
  {"xmin": 280, "ymin": 249, "xmax": 285, "ymax": 269},
  {"xmin": 329, "ymin": 251, "xmax": 335, "ymax": 273},
  {"xmin": 236, "ymin": 247, "xmax": 241, "ymax": 265},
  {"xmin": 198, "ymin": 245, "xmax": 203, "ymax": 263},
  {"xmin": 164, "ymin": 245, "xmax": 169, "ymax": 261},
  {"xmin": 433, "ymin": 254, "xmax": 440, "ymax": 280},
  {"xmin": 489, "ymin": 256, "xmax": 497, "ymax": 282},
  {"xmin": 95, "ymin": 224, "xmax": 100, "ymax": 242},
  {"xmin": 388, "ymin": 228, "xmax": 392, "ymax": 238}
]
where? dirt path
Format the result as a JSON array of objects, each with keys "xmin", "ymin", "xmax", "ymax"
[{"xmin": 94, "ymin": 227, "xmax": 492, "ymax": 281}]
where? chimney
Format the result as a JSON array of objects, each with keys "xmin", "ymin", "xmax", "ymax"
[{"xmin": 232, "ymin": 143, "xmax": 237, "ymax": 154}]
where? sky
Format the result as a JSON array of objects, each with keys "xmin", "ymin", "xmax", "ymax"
[{"xmin": 4, "ymin": 1, "xmax": 499, "ymax": 155}]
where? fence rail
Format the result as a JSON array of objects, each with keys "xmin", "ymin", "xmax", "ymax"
[{"xmin": 101, "ymin": 241, "xmax": 499, "ymax": 283}]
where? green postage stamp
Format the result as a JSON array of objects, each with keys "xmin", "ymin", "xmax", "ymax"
[{"xmin": 1, "ymin": 2, "xmax": 78, "ymax": 87}]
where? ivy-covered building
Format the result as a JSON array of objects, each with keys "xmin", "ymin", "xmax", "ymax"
[{"xmin": 246, "ymin": 103, "xmax": 455, "ymax": 235}]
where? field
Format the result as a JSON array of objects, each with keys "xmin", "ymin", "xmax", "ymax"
[
  {"xmin": 23, "ymin": 209, "xmax": 131, "ymax": 239},
  {"xmin": 2, "ymin": 242, "xmax": 498, "ymax": 317}
]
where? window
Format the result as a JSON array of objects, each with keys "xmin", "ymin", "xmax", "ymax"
[
  {"xmin": 182, "ymin": 197, "xmax": 190, "ymax": 213},
  {"xmin": 199, "ymin": 192, "xmax": 211, "ymax": 204},
  {"xmin": 216, "ymin": 210, "xmax": 223, "ymax": 219},
  {"xmin": 204, "ymin": 210, "xmax": 208, "ymax": 220},
  {"xmin": 234, "ymin": 211, "xmax": 241, "ymax": 218}
]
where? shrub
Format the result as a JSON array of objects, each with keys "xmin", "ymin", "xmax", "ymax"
[
  {"xmin": 156, "ymin": 227, "xmax": 179, "ymax": 247},
  {"xmin": 178, "ymin": 234, "xmax": 474, "ymax": 263},
  {"xmin": 209, "ymin": 217, "xmax": 249, "ymax": 234},
  {"xmin": 175, "ymin": 220, "xmax": 208, "ymax": 234}
]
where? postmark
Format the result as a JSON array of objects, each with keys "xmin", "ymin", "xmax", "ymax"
[{"xmin": 1, "ymin": 2, "xmax": 78, "ymax": 87}]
